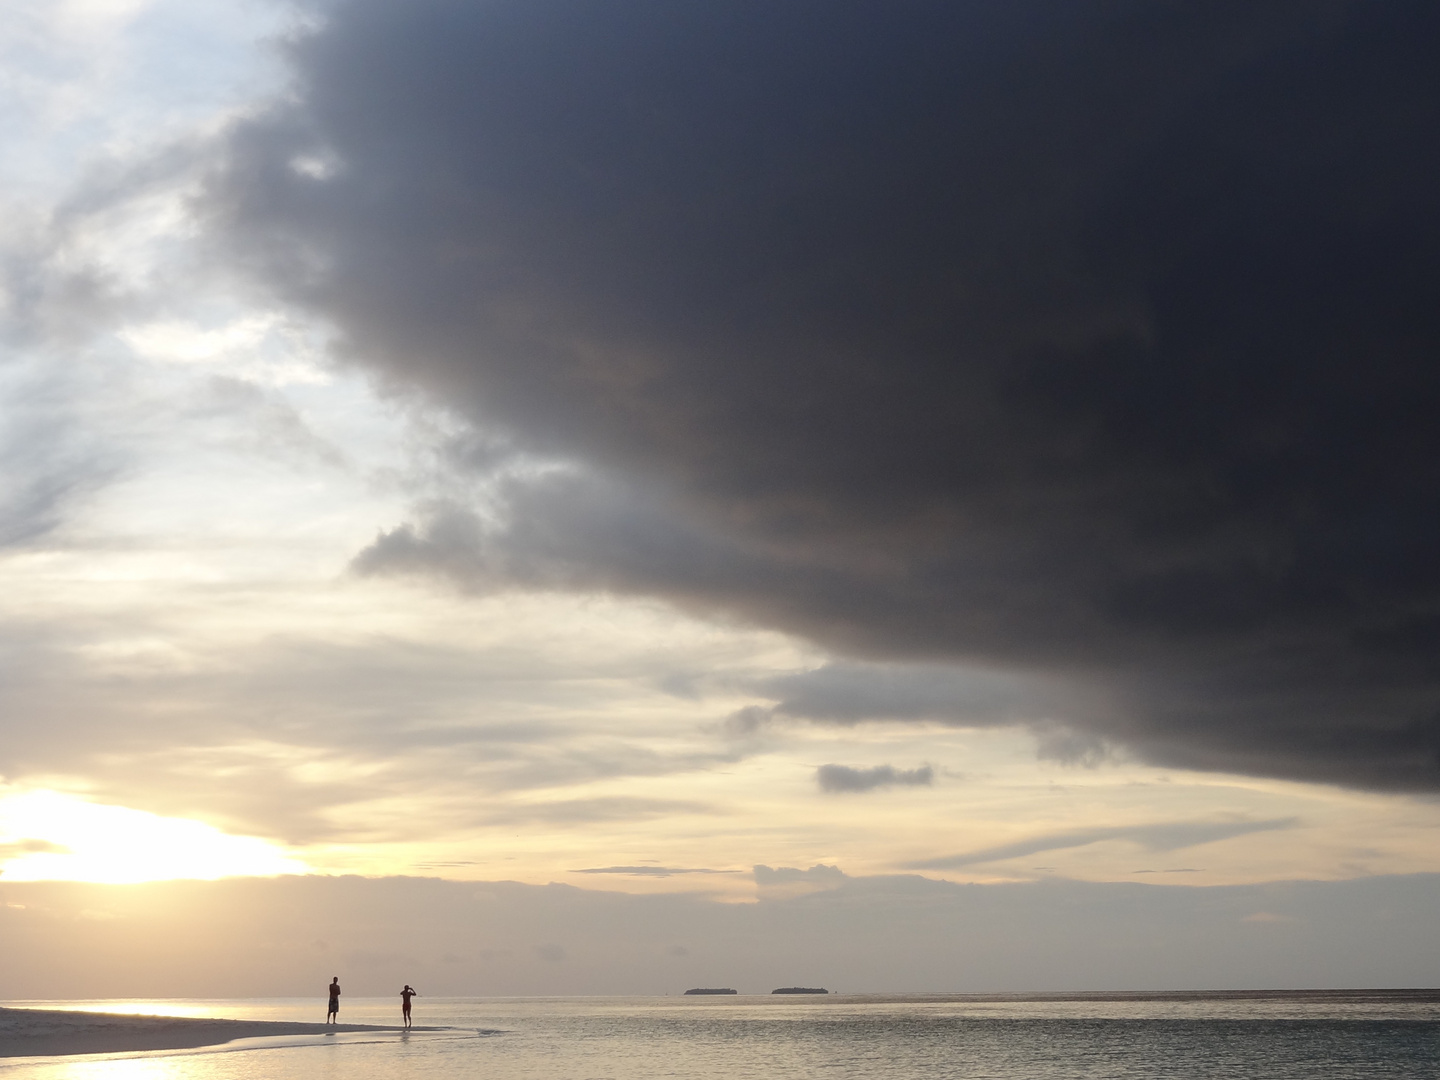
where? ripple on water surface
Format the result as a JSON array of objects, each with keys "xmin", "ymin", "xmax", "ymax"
[{"xmin": 3, "ymin": 991, "xmax": 1438, "ymax": 1080}]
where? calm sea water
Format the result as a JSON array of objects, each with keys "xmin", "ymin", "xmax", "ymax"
[{"xmin": 3, "ymin": 992, "xmax": 1439, "ymax": 1079}]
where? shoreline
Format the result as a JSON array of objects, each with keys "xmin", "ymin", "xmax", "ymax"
[{"xmin": 0, "ymin": 1006, "xmax": 407, "ymax": 1059}]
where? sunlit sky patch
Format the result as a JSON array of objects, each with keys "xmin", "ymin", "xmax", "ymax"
[{"xmin": 0, "ymin": 789, "xmax": 307, "ymax": 882}]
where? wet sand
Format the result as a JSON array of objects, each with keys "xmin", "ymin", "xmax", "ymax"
[{"xmin": 0, "ymin": 1006, "xmax": 402, "ymax": 1058}]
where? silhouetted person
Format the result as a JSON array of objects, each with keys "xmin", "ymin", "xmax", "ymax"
[
  {"xmin": 327, "ymin": 977, "xmax": 341, "ymax": 1023},
  {"xmin": 401, "ymin": 985, "xmax": 417, "ymax": 1029}
]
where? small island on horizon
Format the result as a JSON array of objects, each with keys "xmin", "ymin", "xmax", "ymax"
[
  {"xmin": 771, "ymin": 987, "xmax": 828, "ymax": 995},
  {"xmin": 683, "ymin": 988, "xmax": 738, "ymax": 995}
]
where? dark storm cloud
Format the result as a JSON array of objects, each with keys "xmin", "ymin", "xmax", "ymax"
[
  {"xmin": 816, "ymin": 764, "xmax": 933, "ymax": 793},
  {"xmin": 207, "ymin": 1, "xmax": 1440, "ymax": 789},
  {"xmin": 729, "ymin": 661, "xmax": 1115, "ymax": 764},
  {"xmin": 755, "ymin": 662, "xmax": 1049, "ymax": 727},
  {"xmin": 907, "ymin": 818, "xmax": 1299, "ymax": 871}
]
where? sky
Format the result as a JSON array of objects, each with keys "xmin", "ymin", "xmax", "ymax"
[{"xmin": 2, "ymin": 0, "xmax": 1440, "ymax": 994}]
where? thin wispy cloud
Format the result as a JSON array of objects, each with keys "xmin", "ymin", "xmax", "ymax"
[
  {"xmin": 571, "ymin": 866, "xmax": 740, "ymax": 877},
  {"xmin": 907, "ymin": 820, "xmax": 1300, "ymax": 871}
]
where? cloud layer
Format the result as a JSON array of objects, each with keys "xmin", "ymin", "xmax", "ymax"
[
  {"xmin": 817, "ymin": 764, "xmax": 933, "ymax": 794},
  {"xmin": 204, "ymin": 1, "xmax": 1440, "ymax": 790},
  {"xmin": 6, "ymin": 871, "xmax": 1440, "ymax": 996},
  {"xmin": 907, "ymin": 819, "xmax": 1298, "ymax": 871}
]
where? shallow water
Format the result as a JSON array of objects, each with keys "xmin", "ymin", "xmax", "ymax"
[{"xmin": 4, "ymin": 991, "xmax": 1439, "ymax": 1079}]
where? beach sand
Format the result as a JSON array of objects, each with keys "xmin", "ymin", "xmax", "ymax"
[{"xmin": 0, "ymin": 1006, "xmax": 401, "ymax": 1058}]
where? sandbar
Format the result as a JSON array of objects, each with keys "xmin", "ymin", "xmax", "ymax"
[{"xmin": 0, "ymin": 1006, "xmax": 401, "ymax": 1058}]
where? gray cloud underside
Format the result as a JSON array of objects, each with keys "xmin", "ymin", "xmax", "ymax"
[
  {"xmin": 206, "ymin": 0, "xmax": 1440, "ymax": 790},
  {"xmin": 817, "ymin": 764, "xmax": 933, "ymax": 793},
  {"xmin": 0, "ymin": 356, "xmax": 125, "ymax": 549},
  {"xmin": 907, "ymin": 819, "xmax": 1299, "ymax": 871},
  {"xmin": 7, "ymin": 872, "xmax": 1440, "ymax": 996},
  {"xmin": 571, "ymin": 866, "xmax": 740, "ymax": 877},
  {"xmin": 754, "ymin": 864, "xmax": 848, "ymax": 888},
  {"xmin": 492, "ymin": 798, "xmax": 716, "ymax": 827},
  {"xmin": 725, "ymin": 661, "xmax": 1113, "ymax": 765}
]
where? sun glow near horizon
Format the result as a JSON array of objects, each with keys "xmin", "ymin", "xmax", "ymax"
[{"xmin": 0, "ymin": 789, "xmax": 308, "ymax": 884}]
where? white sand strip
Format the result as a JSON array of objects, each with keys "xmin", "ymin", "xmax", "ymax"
[{"xmin": 0, "ymin": 1007, "xmax": 404, "ymax": 1058}]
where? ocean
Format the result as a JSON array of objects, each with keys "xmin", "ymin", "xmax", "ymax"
[{"xmin": 3, "ymin": 991, "xmax": 1439, "ymax": 1078}]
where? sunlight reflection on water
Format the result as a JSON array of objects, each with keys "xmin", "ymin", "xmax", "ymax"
[{"xmin": 4, "ymin": 994, "xmax": 1439, "ymax": 1079}]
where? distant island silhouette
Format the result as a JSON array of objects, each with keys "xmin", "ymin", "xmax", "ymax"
[
  {"xmin": 684, "ymin": 988, "xmax": 738, "ymax": 995},
  {"xmin": 771, "ymin": 987, "xmax": 828, "ymax": 994}
]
